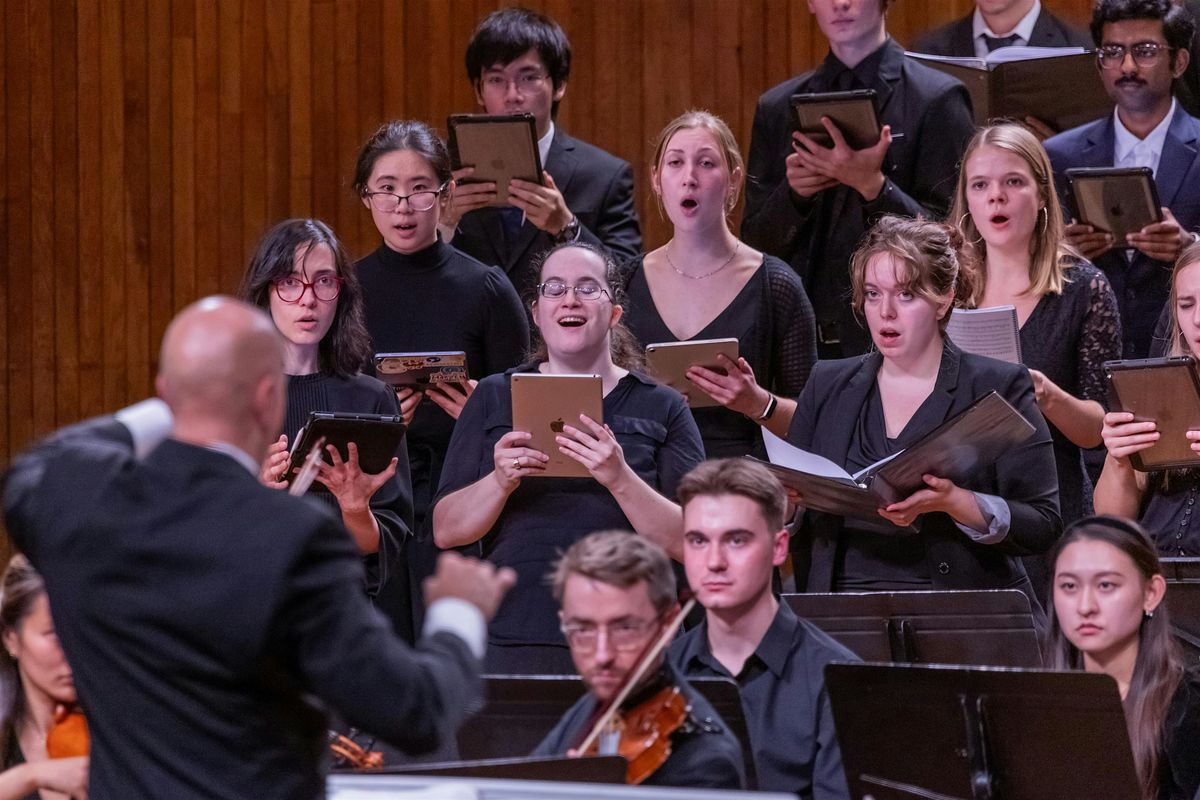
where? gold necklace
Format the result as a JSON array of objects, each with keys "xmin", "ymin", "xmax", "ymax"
[{"xmin": 665, "ymin": 241, "xmax": 740, "ymax": 280}]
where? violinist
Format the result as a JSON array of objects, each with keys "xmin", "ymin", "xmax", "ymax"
[
  {"xmin": 669, "ymin": 458, "xmax": 858, "ymax": 800},
  {"xmin": 532, "ymin": 530, "xmax": 744, "ymax": 789},
  {"xmin": 0, "ymin": 556, "xmax": 88, "ymax": 800}
]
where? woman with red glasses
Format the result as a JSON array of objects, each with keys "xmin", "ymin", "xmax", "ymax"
[{"xmin": 238, "ymin": 218, "xmax": 415, "ymax": 637}]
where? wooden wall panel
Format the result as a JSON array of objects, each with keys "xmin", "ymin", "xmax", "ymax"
[{"xmin": 0, "ymin": 0, "xmax": 1096, "ymax": 474}]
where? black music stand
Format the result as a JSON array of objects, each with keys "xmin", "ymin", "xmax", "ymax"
[
  {"xmin": 1163, "ymin": 558, "xmax": 1200, "ymax": 661},
  {"xmin": 456, "ymin": 675, "xmax": 758, "ymax": 789},
  {"xmin": 825, "ymin": 663, "xmax": 1140, "ymax": 800},
  {"xmin": 783, "ymin": 590, "xmax": 1043, "ymax": 667},
  {"xmin": 366, "ymin": 754, "xmax": 626, "ymax": 783}
]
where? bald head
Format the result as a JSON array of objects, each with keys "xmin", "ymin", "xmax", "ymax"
[{"xmin": 157, "ymin": 297, "xmax": 286, "ymax": 456}]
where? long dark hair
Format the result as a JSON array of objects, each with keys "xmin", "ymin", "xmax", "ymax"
[
  {"xmin": 525, "ymin": 241, "xmax": 645, "ymax": 371},
  {"xmin": 237, "ymin": 218, "xmax": 371, "ymax": 376},
  {"xmin": 1045, "ymin": 516, "xmax": 1181, "ymax": 800},
  {"xmin": 0, "ymin": 555, "xmax": 47, "ymax": 760}
]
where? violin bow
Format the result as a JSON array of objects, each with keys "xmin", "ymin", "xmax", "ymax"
[{"xmin": 575, "ymin": 596, "xmax": 696, "ymax": 756}]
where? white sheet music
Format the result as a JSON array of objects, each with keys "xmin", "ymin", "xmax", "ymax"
[
  {"xmin": 946, "ymin": 306, "xmax": 1022, "ymax": 364},
  {"xmin": 761, "ymin": 428, "xmax": 854, "ymax": 481}
]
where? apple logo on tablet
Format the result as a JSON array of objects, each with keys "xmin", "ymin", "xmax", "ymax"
[
  {"xmin": 550, "ymin": 418, "xmax": 565, "ymax": 433},
  {"xmin": 491, "ymin": 157, "xmax": 506, "ymax": 170},
  {"xmin": 1110, "ymin": 204, "xmax": 1123, "ymax": 217}
]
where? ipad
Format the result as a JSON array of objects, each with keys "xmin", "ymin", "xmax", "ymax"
[
  {"xmin": 1066, "ymin": 167, "xmax": 1162, "ymax": 243},
  {"xmin": 510, "ymin": 373, "xmax": 603, "ymax": 478},
  {"xmin": 286, "ymin": 411, "xmax": 407, "ymax": 491},
  {"xmin": 1105, "ymin": 356, "xmax": 1200, "ymax": 471},
  {"xmin": 644, "ymin": 338, "xmax": 740, "ymax": 409},
  {"xmin": 447, "ymin": 113, "xmax": 542, "ymax": 206},
  {"xmin": 790, "ymin": 89, "xmax": 881, "ymax": 150},
  {"xmin": 374, "ymin": 351, "xmax": 469, "ymax": 389}
]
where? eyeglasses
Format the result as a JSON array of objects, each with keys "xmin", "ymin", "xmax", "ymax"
[
  {"xmin": 364, "ymin": 182, "xmax": 448, "ymax": 213},
  {"xmin": 273, "ymin": 275, "xmax": 344, "ymax": 303},
  {"xmin": 536, "ymin": 281, "xmax": 610, "ymax": 301},
  {"xmin": 481, "ymin": 71, "xmax": 549, "ymax": 94},
  {"xmin": 560, "ymin": 618, "xmax": 658, "ymax": 653},
  {"xmin": 1097, "ymin": 42, "xmax": 1171, "ymax": 69}
]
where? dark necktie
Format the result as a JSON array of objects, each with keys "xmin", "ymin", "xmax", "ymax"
[
  {"xmin": 983, "ymin": 33, "xmax": 1020, "ymax": 52},
  {"xmin": 833, "ymin": 68, "xmax": 860, "ymax": 92},
  {"xmin": 499, "ymin": 206, "xmax": 524, "ymax": 246}
]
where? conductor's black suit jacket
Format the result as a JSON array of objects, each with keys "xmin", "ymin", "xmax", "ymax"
[
  {"xmin": 741, "ymin": 38, "xmax": 975, "ymax": 356},
  {"xmin": 786, "ymin": 343, "xmax": 1062, "ymax": 612},
  {"xmin": 450, "ymin": 128, "xmax": 642, "ymax": 300},
  {"xmin": 3, "ymin": 416, "xmax": 481, "ymax": 800}
]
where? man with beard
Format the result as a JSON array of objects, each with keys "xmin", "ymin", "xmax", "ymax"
[{"xmin": 1045, "ymin": 0, "xmax": 1200, "ymax": 358}]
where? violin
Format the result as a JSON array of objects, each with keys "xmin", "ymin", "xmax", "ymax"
[
  {"xmin": 327, "ymin": 730, "xmax": 383, "ymax": 770},
  {"xmin": 45, "ymin": 704, "xmax": 90, "ymax": 758},
  {"xmin": 573, "ymin": 597, "xmax": 696, "ymax": 785}
]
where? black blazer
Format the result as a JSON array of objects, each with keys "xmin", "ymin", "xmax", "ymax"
[
  {"xmin": 786, "ymin": 343, "xmax": 1061, "ymax": 603},
  {"xmin": 741, "ymin": 39, "xmax": 975, "ymax": 356},
  {"xmin": 3, "ymin": 417, "xmax": 481, "ymax": 800},
  {"xmin": 450, "ymin": 128, "xmax": 642, "ymax": 299},
  {"xmin": 911, "ymin": 8, "xmax": 1092, "ymax": 56},
  {"xmin": 1044, "ymin": 105, "xmax": 1200, "ymax": 357}
]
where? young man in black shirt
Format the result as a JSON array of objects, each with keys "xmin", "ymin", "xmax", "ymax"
[
  {"xmin": 669, "ymin": 459, "xmax": 858, "ymax": 800},
  {"xmin": 741, "ymin": 0, "xmax": 974, "ymax": 357}
]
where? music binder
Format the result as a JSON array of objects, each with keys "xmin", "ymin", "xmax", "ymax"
[
  {"xmin": 752, "ymin": 391, "xmax": 1036, "ymax": 524},
  {"xmin": 906, "ymin": 47, "xmax": 1110, "ymax": 132},
  {"xmin": 945, "ymin": 306, "xmax": 1022, "ymax": 364}
]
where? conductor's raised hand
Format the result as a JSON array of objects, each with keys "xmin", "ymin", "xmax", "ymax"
[
  {"xmin": 395, "ymin": 386, "xmax": 424, "ymax": 427},
  {"xmin": 425, "ymin": 379, "xmax": 478, "ymax": 421},
  {"xmin": 556, "ymin": 414, "xmax": 629, "ymax": 489},
  {"xmin": 259, "ymin": 434, "xmax": 290, "ymax": 489},
  {"xmin": 315, "ymin": 442, "xmax": 398, "ymax": 511},
  {"xmin": 424, "ymin": 550, "xmax": 517, "ymax": 622},
  {"xmin": 793, "ymin": 119, "xmax": 891, "ymax": 201},
  {"xmin": 686, "ymin": 354, "xmax": 770, "ymax": 417},
  {"xmin": 1102, "ymin": 411, "xmax": 1160, "ymax": 463},
  {"xmin": 492, "ymin": 430, "xmax": 548, "ymax": 492}
]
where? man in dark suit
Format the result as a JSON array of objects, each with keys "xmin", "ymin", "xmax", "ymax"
[
  {"xmin": 741, "ymin": 0, "xmax": 975, "ymax": 358},
  {"xmin": 913, "ymin": 0, "xmax": 1092, "ymax": 57},
  {"xmin": 1044, "ymin": 0, "xmax": 1200, "ymax": 358},
  {"xmin": 440, "ymin": 7, "xmax": 641, "ymax": 300},
  {"xmin": 2, "ymin": 297, "xmax": 516, "ymax": 800},
  {"xmin": 532, "ymin": 530, "xmax": 745, "ymax": 789}
]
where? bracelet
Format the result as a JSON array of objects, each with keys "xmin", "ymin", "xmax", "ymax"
[{"xmin": 754, "ymin": 393, "xmax": 778, "ymax": 421}]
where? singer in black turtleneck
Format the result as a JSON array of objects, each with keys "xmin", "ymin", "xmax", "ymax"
[{"xmin": 353, "ymin": 121, "xmax": 530, "ymax": 631}]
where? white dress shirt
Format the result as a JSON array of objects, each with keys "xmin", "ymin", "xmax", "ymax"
[{"xmin": 972, "ymin": 0, "xmax": 1042, "ymax": 58}]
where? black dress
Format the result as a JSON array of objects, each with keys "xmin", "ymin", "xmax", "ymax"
[
  {"xmin": 285, "ymin": 371, "xmax": 414, "ymax": 638},
  {"xmin": 1009, "ymin": 261, "xmax": 1122, "ymax": 524},
  {"xmin": 623, "ymin": 254, "xmax": 816, "ymax": 458},
  {"xmin": 1140, "ymin": 472, "xmax": 1200, "ymax": 557},
  {"xmin": 1159, "ymin": 668, "xmax": 1200, "ymax": 800},
  {"xmin": 432, "ymin": 364, "xmax": 705, "ymax": 674}
]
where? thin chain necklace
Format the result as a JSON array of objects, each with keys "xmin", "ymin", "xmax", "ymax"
[{"xmin": 665, "ymin": 240, "xmax": 740, "ymax": 280}]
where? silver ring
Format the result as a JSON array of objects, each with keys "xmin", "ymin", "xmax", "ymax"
[{"xmin": 512, "ymin": 457, "xmax": 520, "ymax": 469}]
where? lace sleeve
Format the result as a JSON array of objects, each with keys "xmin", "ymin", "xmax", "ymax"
[
  {"xmin": 1077, "ymin": 266, "xmax": 1123, "ymax": 405},
  {"xmin": 766, "ymin": 258, "xmax": 817, "ymax": 397}
]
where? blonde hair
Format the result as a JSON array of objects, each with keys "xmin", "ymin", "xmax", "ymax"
[
  {"xmin": 950, "ymin": 124, "xmax": 1070, "ymax": 307},
  {"xmin": 651, "ymin": 110, "xmax": 745, "ymax": 218},
  {"xmin": 1167, "ymin": 242, "xmax": 1200, "ymax": 356}
]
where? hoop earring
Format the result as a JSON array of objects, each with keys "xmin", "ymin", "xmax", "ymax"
[
  {"xmin": 958, "ymin": 213, "xmax": 983, "ymax": 246},
  {"xmin": 1038, "ymin": 206, "xmax": 1048, "ymax": 235}
]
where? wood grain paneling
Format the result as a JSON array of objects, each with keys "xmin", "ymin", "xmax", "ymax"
[{"xmin": 0, "ymin": 0, "xmax": 1096, "ymax": 473}]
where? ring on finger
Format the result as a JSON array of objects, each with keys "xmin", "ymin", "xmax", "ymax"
[{"xmin": 512, "ymin": 457, "xmax": 521, "ymax": 469}]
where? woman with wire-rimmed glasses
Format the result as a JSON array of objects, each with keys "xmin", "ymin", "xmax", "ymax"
[
  {"xmin": 353, "ymin": 120, "xmax": 530, "ymax": 636},
  {"xmin": 238, "ymin": 217, "xmax": 416, "ymax": 636}
]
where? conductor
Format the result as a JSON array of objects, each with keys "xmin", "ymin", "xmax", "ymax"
[{"xmin": 2, "ymin": 296, "xmax": 516, "ymax": 800}]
